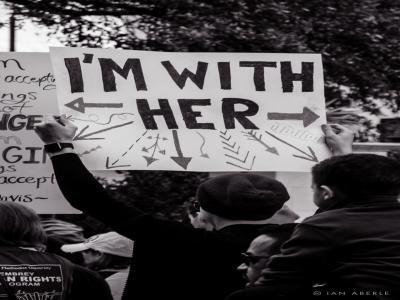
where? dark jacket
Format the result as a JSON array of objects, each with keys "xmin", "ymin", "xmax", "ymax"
[
  {"xmin": 51, "ymin": 154, "xmax": 269, "ymax": 300},
  {"xmin": 0, "ymin": 246, "xmax": 112, "ymax": 300},
  {"xmin": 229, "ymin": 199, "xmax": 400, "ymax": 300}
]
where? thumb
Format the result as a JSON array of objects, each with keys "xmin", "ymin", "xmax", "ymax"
[
  {"xmin": 321, "ymin": 124, "xmax": 335, "ymax": 137},
  {"xmin": 58, "ymin": 114, "xmax": 75, "ymax": 127}
]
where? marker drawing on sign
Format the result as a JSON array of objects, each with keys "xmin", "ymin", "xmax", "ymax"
[
  {"xmin": 196, "ymin": 132, "xmax": 209, "ymax": 158},
  {"xmin": 242, "ymin": 130, "xmax": 279, "ymax": 155},
  {"xmin": 265, "ymin": 130, "xmax": 318, "ymax": 162},
  {"xmin": 108, "ymin": 130, "xmax": 148, "ymax": 167},
  {"xmin": 65, "ymin": 97, "xmax": 123, "ymax": 114},
  {"xmin": 219, "ymin": 130, "xmax": 256, "ymax": 170},
  {"xmin": 78, "ymin": 145, "xmax": 102, "ymax": 157},
  {"xmin": 170, "ymin": 130, "xmax": 192, "ymax": 170},
  {"xmin": 105, "ymin": 156, "xmax": 131, "ymax": 169},
  {"xmin": 73, "ymin": 121, "xmax": 134, "ymax": 141},
  {"xmin": 69, "ymin": 113, "xmax": 135, "ymax": 125},
  {"xmin": 267, "ymin": 107, "xmax": 320, "ymax": 127},
  {"xmin": 142, "ymin": 133, "xmax": 167, "ymax": 166}
]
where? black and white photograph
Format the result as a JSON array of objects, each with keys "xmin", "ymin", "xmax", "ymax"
[{"xmin": 0, "ymin": 1, "xmax": 400, "ymax": 299}]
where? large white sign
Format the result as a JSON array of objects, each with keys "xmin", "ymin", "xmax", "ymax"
[
  {"xmin": 0, "ymin": 52, "xmax": 78, "ymax": 213},
  {"xmin": 50, "ymin": 47, "xmax": 330, "ymax": 171}
]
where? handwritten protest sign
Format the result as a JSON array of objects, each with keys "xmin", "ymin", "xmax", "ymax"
[
  {"xmin": 0, "ymin": 52, "xmax": 79, "ymax": 213},
  {"xmin": 50, "ymin": 47, "xmax": 330, "ymax": 171}
]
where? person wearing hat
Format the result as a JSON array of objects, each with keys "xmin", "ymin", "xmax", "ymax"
[
  {"xmin": 62, "ymin": 232, "xmax": 133, "ymax": 300},
  {"xmin": 34, "ymin": 116, "xmax": 351, "ymax": 300}
]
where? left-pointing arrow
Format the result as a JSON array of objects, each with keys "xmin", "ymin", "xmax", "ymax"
[
  {"xmin": 73, "ymin": 121, "xmax": 134, "ymax": 141},
  {"xmin": 65, "ymin": 97, "xmax": 123, "ymax": 114},
  {"xmin": 267, "ymin": 106, "xmax": 320, "ymax": 127}
]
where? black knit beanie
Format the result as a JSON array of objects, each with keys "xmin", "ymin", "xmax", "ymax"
[{"xmin": 196, "ymin": 173, "xmax": 290, "ymax": 221}]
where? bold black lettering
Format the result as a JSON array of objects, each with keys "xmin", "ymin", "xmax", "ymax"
[
  {"xmin": 64, "ymin": 58, "xmax": 84, "ymax": 93},
  {"xmin": 83, "ymin": 53, "xmax": 94, "ymax": 64},
  {"xmin": 222, "ymin": 98, "xmax": 259, "ymax": 129},
  {"xmin": 3, "ymin": 146, "xmax": 22, "ymax": 164},
  {"xmin": 137, "ymin": 99, "xmax": 178, "ymax": 129},
  {"xmin": 218, "ymin": 62, "xmax": 231, "ymax": 90},
  {"xmin": 99, "ymin": 58, "xmax": 147, "ymax": 92},
  {"xmin": 280, "ymin": 61, "xmax": 314, "ymax": 92},
  {"xmin": 239, "ymin": 61, "xmax": 277, "ymax": 91},
  {"xmin": 23, "ymin": 147, "xmax": 42, "ymax": 164},
  {"xmin": 0, "ymin": 114, "xmax": 11, "ymax": 130},
  {"xmin": 8, "ymin": 115, "xmax": 27, "ymax": 131},
  {"xmin": 161, "ymin": 61, "xmax": 208, "ymax": 89},
  {"xmin": 178, "ymin": 99, "xmax": 215, "ymax": 129},
  {"xmin": 26, "ymin": 115, "xmax": 43, "ymax": 130}
]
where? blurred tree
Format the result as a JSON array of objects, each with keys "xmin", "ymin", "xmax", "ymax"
[{"xmin": 3, "ymin": 0, "xmax": 399, "ymax": 141}]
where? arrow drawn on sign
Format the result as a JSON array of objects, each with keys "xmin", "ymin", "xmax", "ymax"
[
  {"xmin": 242, "ymin": 130, "xmax": 279, "ymax": 155},
  {"xmin": 107, "ymin": 130, "xmax": 148, "ymax": 168},
  {"xmin": 267, "ymin": 107, "xmax": 320, "ymax": 127},
  {"xmin": 142, "ymin": 133, "xmax": 167, "ymax": 166},
  {"xmin": 196, "ymin": 132, "xmax": 209, "ymax": 158},
  {"xmin": 264, "ymin": 130, "xmax": 318, "ymax": 162},
  {"xmin": 105, "ymin": 156, "xmax": 131, "ymax": 169},
  {"xmin": 65, "ymin": 97, "xmax": 123, "ymax": 114},
  {"xmin": 170, "ymin": 130, "xmax": 192, "ymax": 170},
  {"xmin": 73, "ymin": 121, "xmax": 134, "ymax": 141}
]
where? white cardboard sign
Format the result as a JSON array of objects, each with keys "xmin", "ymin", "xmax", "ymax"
[
  {"xmin": 50, "ymin": 47, "xmax": 330, "ymax": 171},
  {"xmin": 0, "ymin": 52, "xmax": 79, "ymax": 213}
]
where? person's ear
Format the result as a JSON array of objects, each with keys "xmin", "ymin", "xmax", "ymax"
[{"xmin": 320, "ymin": 185, "xmax": 334, "ymax": 200}]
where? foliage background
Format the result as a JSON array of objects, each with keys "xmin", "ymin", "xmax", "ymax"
[{"xmin": 2, "ymin": 0, "xmax": 399, "ymax": 228}]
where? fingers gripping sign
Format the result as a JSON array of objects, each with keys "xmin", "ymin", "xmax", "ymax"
[
  {"xmin": 321, "ymin": 123, "xmax": 354, "ymax": 156},
  {"xmin": 35, "ymin": 114, "xmax": 78, "ymax": 144}
]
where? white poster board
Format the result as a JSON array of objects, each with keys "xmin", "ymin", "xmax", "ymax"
[
  {"xmin": 0, "ymin": 52, "xmax": 79, "ymax": 213},
  {"xmin": 50, "ymin": 47, "xmax": 330, "ymax": 171}
]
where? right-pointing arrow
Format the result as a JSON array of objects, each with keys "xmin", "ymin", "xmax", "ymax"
[
  {"xmin": 267, "ymin": 106, "xmax": 320, "ymax": 127},
  {"xmin": 265, "ymin": 130, "xmax": 318, "ymax": 162}
]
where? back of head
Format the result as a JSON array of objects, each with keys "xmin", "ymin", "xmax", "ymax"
[
  {"xmin": 196, "ymin": 173, "xmax": 290, "ymax": 221},
  {"xmin": 312, "ymin": 154, "xmax": 400, "ymax": 201},
  {"xmin": 0, "ymin": 202, "xmax": 46, "ymax": 249}
]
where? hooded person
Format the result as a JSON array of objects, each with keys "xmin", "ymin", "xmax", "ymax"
[{"xmin": 34, "ymin": 115, "xmax": 293, "ymax": 300}]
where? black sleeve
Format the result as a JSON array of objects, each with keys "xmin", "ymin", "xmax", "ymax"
[
  {"xmin": 69, "ymin": 265, "xmax": 113, "ymax": 300},
  {"xmin": 255, "ymin": 222, "xmax": 333, "ymax": 291},
  {"xmin": 50, "ymin": 153, "xmax": 213, "ymax": 244}
]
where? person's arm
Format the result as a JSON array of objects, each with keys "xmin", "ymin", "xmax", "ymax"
[
  {"xmin": 321, "ymin": 124, "xmax": 354, "ymax": 156},
  {"xmin": 34, "ymin": 116, "xmax": 152, "ymax": 238},
  {"xmin": 34, "ymin": 116, "xmax": 206, "ymax": 242},
  {"xmin": 254, "ymin": 221, "xmax": 333, "ymax": 293}
]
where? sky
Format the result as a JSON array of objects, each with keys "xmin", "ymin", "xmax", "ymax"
[{"xmin": 0, "ymin": 2, "xmax": 63, "ymax": 52}]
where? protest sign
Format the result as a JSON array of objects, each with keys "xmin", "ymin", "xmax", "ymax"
[
  {"xmin": 0, "ymin": 52, "xmax": 79, "ymax": 213},
  {"xmin": 50, "ymin": 47, "xmax": 331, "ymax": 171}
]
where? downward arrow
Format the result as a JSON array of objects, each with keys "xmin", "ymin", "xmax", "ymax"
[
  {"xmin": 143, "ymin": 156, "xmax": 158, "ymax": 166},
  {"xmin": 170, "ymin": 130, "xmax": 192, "ymax": 169},
  {"xmin": 65, "ymin": 97, "xmax": 123, "ymax": 114},
  {"xmin": 265, "ymin": 130, "xmax": 318, "ymax": 162},
  {"xmin": 267, "ymin": 107, "xmax": 320, "ymax": 127},
  {"xmin": 73, "ymin": 121, "xmax": 134, "ymax": 141}
]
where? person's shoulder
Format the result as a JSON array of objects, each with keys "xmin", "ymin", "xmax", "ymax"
[{"xmin": 302, "ymin": 208, "xmax": 345, "ymax": 224}]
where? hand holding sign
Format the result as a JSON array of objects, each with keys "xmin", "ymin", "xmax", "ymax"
[
  {"xmin": 35, "ymin": 115, "xmax": 77, "ymax": 144},
  {"xmin": 321, "ymin": 124, "xmax": 354, "ymax": 156}
]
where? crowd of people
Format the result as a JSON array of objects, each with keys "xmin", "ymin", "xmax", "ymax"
[{"xmin": 0, "ymin": 116, "xmax": 399, "ymax": 300}]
